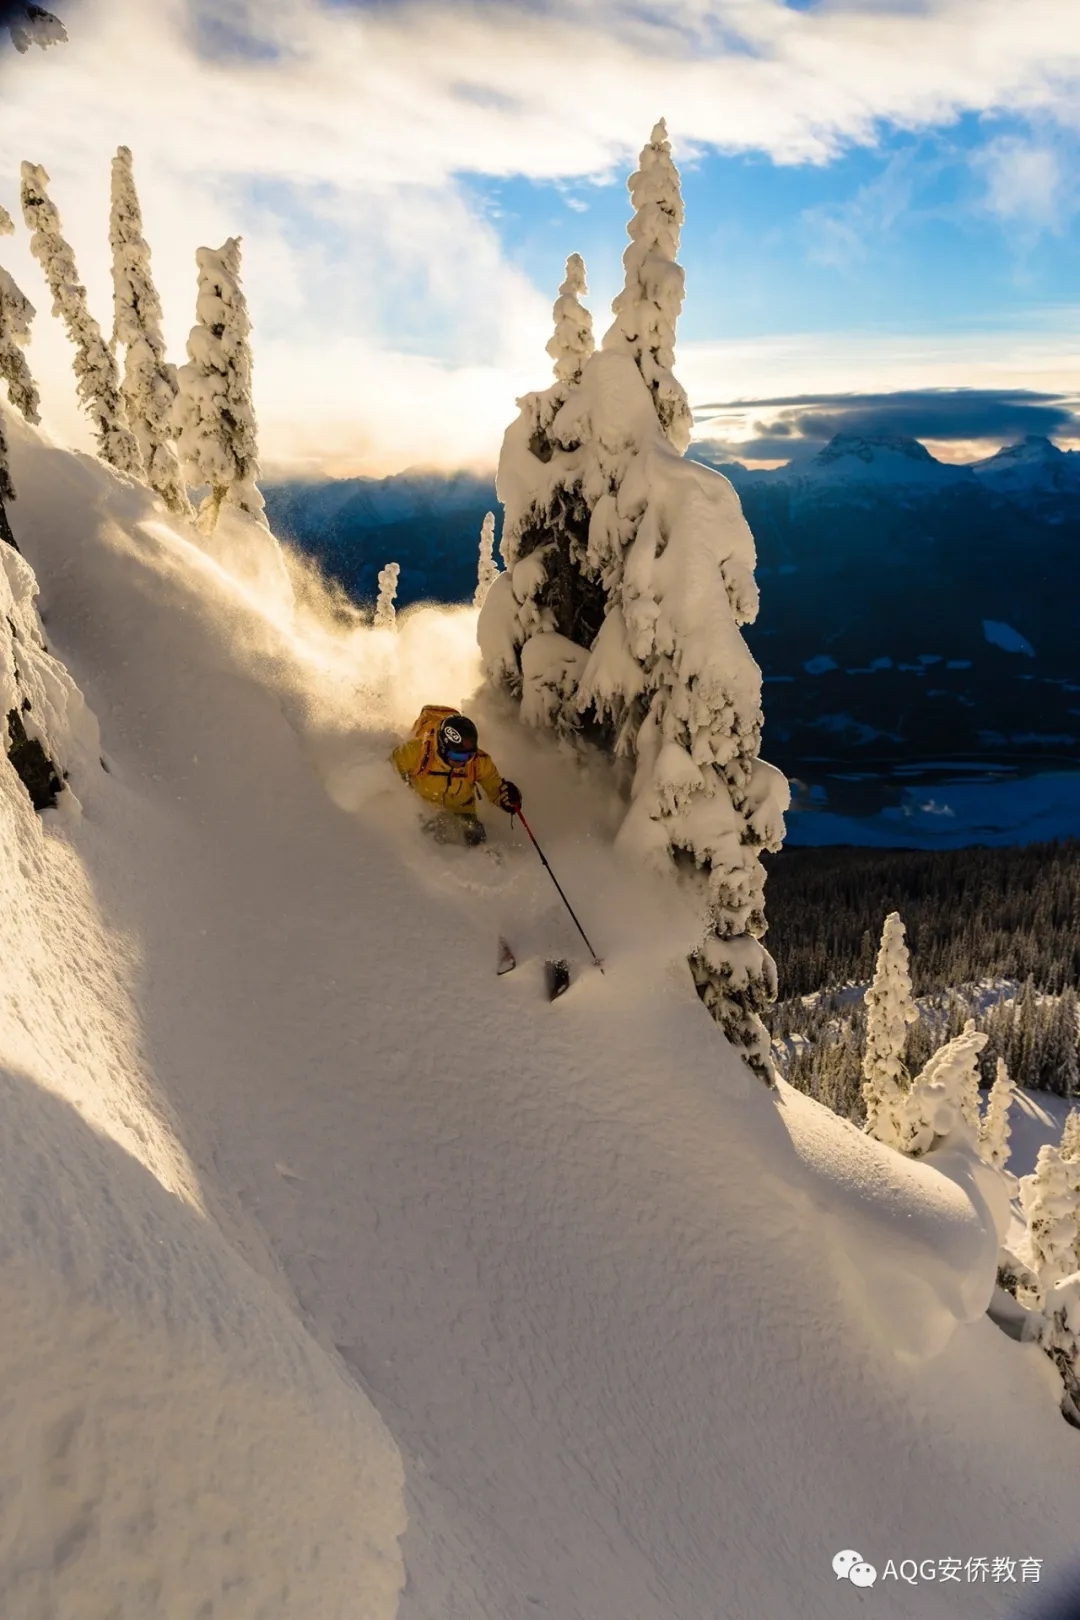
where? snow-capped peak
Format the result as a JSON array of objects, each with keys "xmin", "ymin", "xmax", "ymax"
[
  {"xmin": 774, "ymin": 432, "xmax": 973, "ymax": 489},
  {"xmin": 971, "ymin": 435, "xmax": 1080, "ymax": 494},
  {"xmin": 814, "ymin": 432, "xmax": 938, "ymax": 468},
  {"xmin": 972, "ymin": 435, "xmax": 1066, "ymax": 471}
]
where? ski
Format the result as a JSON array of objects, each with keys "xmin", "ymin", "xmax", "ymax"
[
  {"xmin": 498, "ymin": 946, "xmax": 574, "ymax": 1001},
  {"xmin": 545, "ymin": 958, "xmax": 571, "ymax": 1001}
]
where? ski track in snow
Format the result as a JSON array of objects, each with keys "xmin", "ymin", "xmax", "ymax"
[{"xmin": 4, "ymin": 420, "xmax": 1080, "ymax": 1618}]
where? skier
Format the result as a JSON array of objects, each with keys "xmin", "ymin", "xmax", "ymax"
[{"xmin": 392, "ymin": 706, "xmax": 522, "ymax": 847}]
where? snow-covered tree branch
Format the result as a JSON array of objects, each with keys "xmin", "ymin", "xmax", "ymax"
[
  {"xmin": 480, "ymin": 122, "xmax": 788, "ymax": 1081},
  {"xmin": 110, "ymin": 147, "xmax": 192, "ymax": 519},
  {"xmin": 173, "ymin": 238, "xmax": 265, "ymax": 533},
  {"xmin": 474, "ymin": 512, "xmax": 499, "ymax": 610},
  {"xmin": 374, "ymin": 561, "xmax": 399, "ymax": 628},
  {"xmin": 20, "ymin": 163, "xmax": 142, "ymax": 478},
  {"xmin": 896, "ymin": 1019, "xmax": 987, "ymax": 1158},
  {"xmin": 8, "ymin": 4, "xmax": 67, "ymax": 52}
]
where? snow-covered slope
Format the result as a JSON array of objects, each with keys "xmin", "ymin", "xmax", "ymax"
[{"xmin": 4, "ymin": 415, "xmax": 1080, "ymax": 1619}]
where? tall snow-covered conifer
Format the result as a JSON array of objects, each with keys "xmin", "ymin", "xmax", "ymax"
[
  {"xmin": 861, "ymin": 912, "xmax": 918, "ymax": 1147},
  {"xmin": 1037, "ymin": 1273, "xmax": 1080, "ymax": 1427},
  {"xmin": 1026, "ymin": 1121, "xmax": 1080, "ymax": 1420},
  {"xmin": 173, "ymin": 238, "xmax": 265, "ymax": 532},
  {"xmin": 979, "ymin": 1057, "xmax": 1016, "ymax": 1171},
  {"xmin": 1061, "ymin": 1109, "xmax": 1080, "ymax": 1164},
  {"xmin": 109, "ymin": 147, "xmax": 192, "ymax": 518},
  {"xmin": 480, "ymin": 122, "xmax": 788, "ymax": 1081},
  {"xmin": 602, "ymin": 121, "xmax": 693, "ymax": 453},
  {"xmin": 474, "ymin": 512, "xmax": 499, "ymax": 610},
  {"xmin": 0, "ymin": 206, "xmax": 40, "ymax": 427},
  {"xmin": 480, "ymin": 251, "xmax": 600, "ymax": 703},
  {"xmin": 20, "ymin": 162, "xmax": 142, "ymax": 477},
  {"xmin": 0, "ymin": 204, "xmax": 41, "ymax": 545},
  {"xmin": 1021, "ymin": 1144, "xmax": 1080, "ymax": 1301},
  {"xmin": 374, "ymin": 561, "xmax": 399, "ymax": 628}
]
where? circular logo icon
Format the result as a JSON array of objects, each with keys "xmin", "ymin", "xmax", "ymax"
[{"xmin": 444, "ymin": 726, "xmax": 462, "ymax": 745}]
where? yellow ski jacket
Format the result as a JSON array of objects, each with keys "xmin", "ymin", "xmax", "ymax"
[{"xmin": 391, "ymin": 734, "xmax": 507, "ymax": 815}]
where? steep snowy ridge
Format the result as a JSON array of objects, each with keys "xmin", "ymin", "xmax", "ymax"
[{"xmin": 3, "ymin": 415, "xmax": 1080, "ymax": 1618}]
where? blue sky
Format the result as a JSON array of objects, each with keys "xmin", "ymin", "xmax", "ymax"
[
  {"xmin": 467, "ymin": 116, "xmax": 1080, "ymax": 344},
  {"xmin": 1, "ymin": 0, "xmax": 1078, "ymax": 472}
]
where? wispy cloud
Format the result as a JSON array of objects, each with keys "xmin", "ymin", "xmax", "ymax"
[
  {"xmin": 973, "ymin": 132, "xmax": 1079, "ymax": 237},
  {"xmin": 801, "ymin": 146, "xmax": 934, "ymax": 268}
]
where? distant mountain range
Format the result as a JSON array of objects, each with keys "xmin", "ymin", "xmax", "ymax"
[{"xmin": 263, "ymin": 433, "xmax": 1080, "ymax": 782}]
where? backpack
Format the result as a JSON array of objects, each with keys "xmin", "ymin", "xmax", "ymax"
[
  {"xmin": 410, "ymin": 704, "xmax": 459, "ymax": 742},
  {"xmin": 409, "ymin": 704, "xmax": 461, "ymax": 775}
]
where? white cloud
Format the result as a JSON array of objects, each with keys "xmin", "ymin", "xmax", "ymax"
[
  {"xmin": 0, "ymin": 0, "xmax": 1078, "ymax": 472},
  {"xmin": 974, "ymin": 134, "xmax": 1077, "ymax": 233}
]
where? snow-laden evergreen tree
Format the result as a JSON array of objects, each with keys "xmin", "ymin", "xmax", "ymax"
[
  {"xmin": 20, "ymin": 162, "xmax": 142, "ymax": 478},
  {"xmin": 374, "ymin": 561, "xmax": 399, "ymax": 628},
  {"xmin": 1023, "ymin": 1128, "xmax": 1080, "ymax": 1420},
  {"xmin": 0, "ymin": 206, "xmax": 40, "ymax": 426},
  {"xmin": 1061, "ymin": 1108, "xmax": 1080, "ymax": 1164},
  {"xmin": 109, "ymin": 147, "xmax": 192, "ymax": 519},
  {"xmin": 1037, "ymin": 1272, "xmax": 1080, "ymax": 1427},
  {"xmin": 1020, "ymin": 1144, "xmax": 1080, "ymax": 1301},
  {"xmin": 0, "ymin": 204, "xmax": 41, "ymax": 548},
  {"xmin": 480, "ymin": 121, "xmax": 788, "ymax": 1081},
  {"xmin": 861, "ymin": 912, "xmax": 918, "ymax": 1147},
  {"xmin": 172, "ymin": 238, "xmax": 265, "ymax": 533},
  {"xmin": 546, "ymin": 254, "xmax": 594, "ymax": 387},
  {"xmin": 1049, "ymin": 988, "xmax": 1080, "ymax": 1097},
  {"xmin": 979, "ymin": 1057, "xmax": 1016, "ymax": 1171},
  {"xmin": 474, "ymin": 512, "xmax": 499, "ymax": 610},
  {"xmin": 896, "ymin": 1020, "xmax": 988, "ymax": 1157}
]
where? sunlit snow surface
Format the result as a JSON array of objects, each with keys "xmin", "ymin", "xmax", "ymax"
[{"xmin": 2, "ymin": 415, "xmax": 1079, "ymax": 1619}]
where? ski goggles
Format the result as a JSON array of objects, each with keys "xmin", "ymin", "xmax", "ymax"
[{"xmin": 443, "ymin": 745, "xmax": 476, "ymax": 764}]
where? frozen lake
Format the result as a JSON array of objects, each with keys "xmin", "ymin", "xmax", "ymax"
[{"xmin": 785, "ymin": 764, "xmax": 1080, "ymax": 848}]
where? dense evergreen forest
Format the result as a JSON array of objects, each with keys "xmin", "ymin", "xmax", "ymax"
[
  {"xmin": 765, "ymin": 841, "xmax": 1080, "ymax": 1117},
  {"xmin": 765, "ymin": 840, "xmax": 1080, "ymax": 997}
]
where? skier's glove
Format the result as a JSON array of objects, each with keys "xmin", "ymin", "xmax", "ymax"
[{"xmin": 499, "ymin": 780, "xmax": 522, "ymax": 814}]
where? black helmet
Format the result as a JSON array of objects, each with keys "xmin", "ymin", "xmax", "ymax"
[{"xmin": 437, "ymin": 714, "xmax": 478, "ymax": 762}]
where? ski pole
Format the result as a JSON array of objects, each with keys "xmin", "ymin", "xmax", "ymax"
[{"xmin": 516, "ymin": 809, "xmax": 604, "ymax": 973}]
